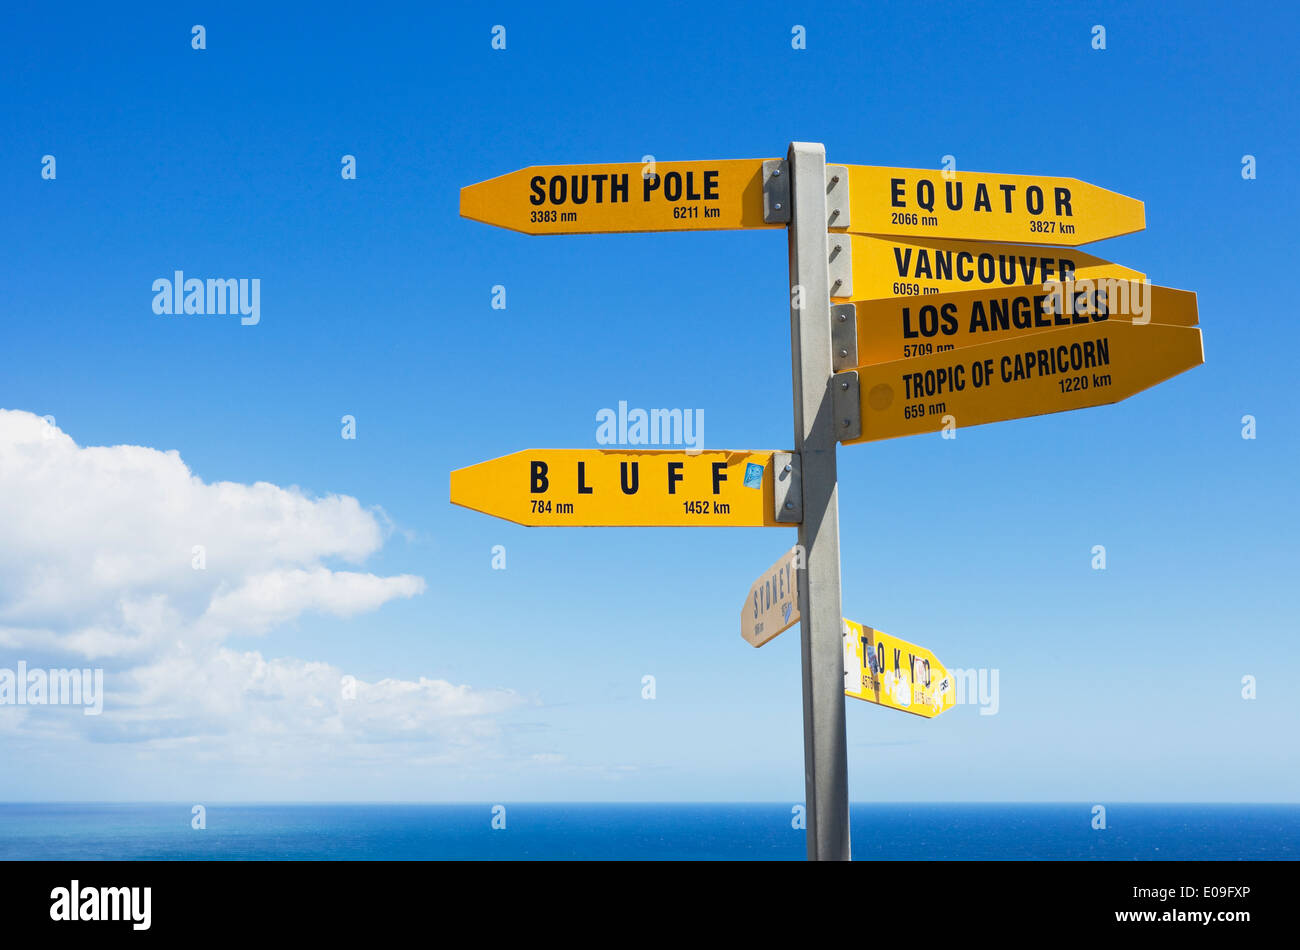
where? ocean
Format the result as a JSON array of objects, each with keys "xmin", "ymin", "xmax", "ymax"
[{"xmin": 1, "ymin": 803, "xmax": 1296, "ymax": 860}]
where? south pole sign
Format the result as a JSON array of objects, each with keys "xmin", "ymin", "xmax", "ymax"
[
  {"xmin": 455, "ymin": 147, "xmax": 1204, "ymax": 861},
  {"xmin": 459, "ymin": 159, "xmax": 778, "ymax": 234}
]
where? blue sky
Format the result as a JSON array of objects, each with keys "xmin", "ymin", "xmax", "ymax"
[{"xmin": 1, "ymin": 1, "xmax": 1296, "ymax": 803}]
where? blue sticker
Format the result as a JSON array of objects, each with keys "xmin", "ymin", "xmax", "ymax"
[
  {"xmin": 743, "ymin": 463, "xmax": 764, "ymax": 489},
  {"xmin": 782, "ymin": 603, "xmax": 793, "ymax": 624}
]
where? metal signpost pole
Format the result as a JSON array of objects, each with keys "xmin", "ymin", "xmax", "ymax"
[{"xmin": 786, "ymin": 141, "xmax": 851, "ymax": 861}]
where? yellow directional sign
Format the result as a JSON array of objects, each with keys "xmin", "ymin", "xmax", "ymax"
[
  {"xmin": 460, "ymin": 159, "xmax": 778, "ymax": 235},
  {"xmin": 450, "ymin": 449, "xmax": 790, "ymax": 527},
  {"xmin": 837, "ymin": 165, "xmax": 1145, "ymax": 245},
  {"xmin": 844, "ymin": 320, "xmax": 1204, "ymax": 444},
  {"xmin": 832, "ymin": 235, "xmax": 1144, "ymax": 301},
  {"xmin": 741, "ymin": 546, "xmax": 802, "ymax": 647},
  {"xmin": 842, "ymin": 619, "xmax": 954, "ymax": 719},
  {"xmin": 848, "ymin": 280, "xmax": 1198, "ymax": 366}
]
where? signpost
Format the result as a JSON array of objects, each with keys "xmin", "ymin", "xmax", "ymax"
[
  {"xmin": 834, "ymin": 280, "xmax": 1199, "ymax": 368},
  {"xmin": 450, "ymin": 449, "xmax": 798, "ymax": 527},
  {"xmin": 831, "ymin": 234, "xmax": 1144, "ymax": 301},
  {"xmin": 742, "ymin": 567, "xmax": 953, "ymax": 720},
  {"xmin": 842, "ymin": 620, "xmax": 955, "ymax": 719},
  {"xmin": 456, "ymin": 146, "xmax": 1203, "ymax": 861},
  {"xmin": 840, "ymin": 321, "xmax": 1204, "ymax": 443},
  {"xmin": 837, "ymin": 165, "xmax": 1146, "ymax": 245},
  {"xmin": 459, "ymin": 159, "xmax": 777, "ymax": 235},
  {"xmin": 741, "ymin": 546, "xmax": 802, "ymax": 647}
]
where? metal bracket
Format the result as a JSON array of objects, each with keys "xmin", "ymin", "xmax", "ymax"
[
  {"xmin": 827, "ymin": 234, "xmax": 851, "ymax": 299},
  {"xmin": 831, "ymin": 303, "xmax": 858, "ymax": 372},
  {"xmin": 763, "ymin": 159, "xmax": 791, "ymax": 224},
  {"xmin": 833, "ymin": 371, "xmax": 861, "ymax": 443},
  {"xmin": 825, "ymin": 165, "xmax": 850, "ymax": 229},
  {"xmin": 773, "ymin": 451, "xmax": 803, "ymax": 524}
]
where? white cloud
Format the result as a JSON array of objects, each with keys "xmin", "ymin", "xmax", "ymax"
[
  {"xmin": 0, "ymin": 409, "xmax": 522, "ymax": 765},
  {"xmin": 0, "ymin": 410, "xmax": 406, "ymax": 652},
  {"xmin": 203, "ymin": 568, "xmax": 426, "ymax": 633}
]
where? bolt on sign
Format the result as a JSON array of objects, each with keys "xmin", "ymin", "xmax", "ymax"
[
  {"xmin": 836, "ymin": 166, "xmax": 1146, "ymax": 245},
  {"xmin": 842, "ymin": 280, "xmax": 1199, "ymax": 366},
  {"xmin": 843, "ymin": 320, "xmax": 1204, "ymax": 444},
  {"xmin": 832, "ymin": 235, "xmax": 1144, "ymax": 302},
  {"xmin": 741, "ymin": 546, "xmax": 803, "ymax": 647},
  {"xmin": 459, "ymin": 159, "xmax": 778, "ymax": 235},
  {"xmin": 450, "ymin": 449, "xmax": 790, "ymax": 527},
  {"xmin": 842, "ymin": 619, "xmax": 954, "ymax": 719}
]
